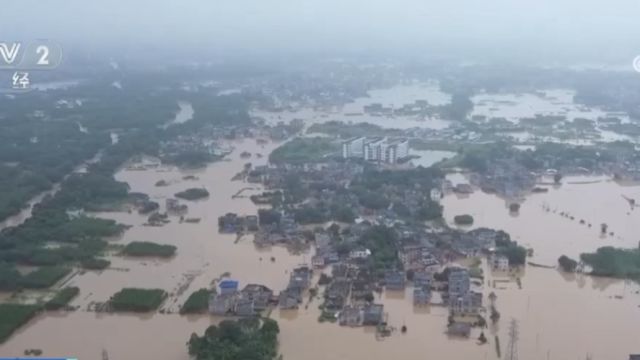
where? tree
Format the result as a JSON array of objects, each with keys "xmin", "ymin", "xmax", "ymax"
[
  {"xmin": 553, "ymin": 173, "xmax": 563, "ymax": 184},
  {"xmin": 188, "ymin": 318, "xmax": 280, "ymax": 360},
  {"xmin": 558, "ymin": 255, "xmax": 578, "ymax": 272},
  {"xmin": 363, "ymin": 293, "xmax": 375, "ymax": 303},
  {"xmin": 454, "ymin": 214, "xmax": 474, "ymax": 225}
]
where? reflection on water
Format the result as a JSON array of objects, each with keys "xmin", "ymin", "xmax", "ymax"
[{"xmin": 162, "ymin": 101, "xmax": 194, "ymax": 129}]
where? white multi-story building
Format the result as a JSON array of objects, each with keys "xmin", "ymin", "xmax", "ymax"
[
  {"xmin": 364, "ymin": 138, "xmax": 386, "ymax": 161},
  {"xmin": 343, "ymin": 137, "xmax": 410, "ymax": 164},
  {"xmin": 342, "ymin": 137, "xmax": 366, "ymax": 159}
]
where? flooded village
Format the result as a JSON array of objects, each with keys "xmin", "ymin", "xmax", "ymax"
[{"xmin": 1, "ymin": 64, "xmax": 640, "ymax": 360}]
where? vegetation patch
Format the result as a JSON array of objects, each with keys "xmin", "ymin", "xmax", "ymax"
[
  {"xmin": 493, "ymin": 230, "xmax": 527, "ymax": 266},
  {"xmin": 188, "ymin": 318, "xmax": 280, "ymax": 360},
  {"xmin": 580, "ymin": 247, "xmax": 640, "ymax": 279},
  {"xmin": 269, "ymin": 137, "xmax": 339, "ymax": 164},
  {"xmin": 558, "ymin": 255, "xmax": 578, "ymax": 272},
  {"xmin": 20, "ymin": 267, "xmax": 71, "ymax": 289},
  {"xmin": 454, "ymin": 214, "xmax": 474, "ymax": 225},
  {"xmin": 122, "ymin": 241, "xmax": 176, "ymax": 258},
  {"xmin": 110, "ymin": 288, "xmax": 167, "ymax": 312},
  {"xmin": 80, "ymin": 257, "xmax": 111, "ymax": 270},
  {"xmin": 174, "ymin": 188, "xmax": 209, "ymax": 200},
  {"xmin": 180, "ymin": 288, "xmax": 213, "ymax": 314},
  {"xmin": 45, "ymin": 287, "xmax": 80, "ymax": 310},
  {"xmin": 0, "ymin": 304, "xmax": 41, "ymax": 343}
]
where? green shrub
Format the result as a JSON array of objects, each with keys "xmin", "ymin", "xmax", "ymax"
[
  {"xmin": 0, "ymin": 304, "xmax": 41, "ymax": 343},
  {"xmin": 110, "ymin": 288, "xmax": 167, "ymax": 312},
  {"xmin": 45, "ymin": 287, "xmax": 80, "ymax": 310},
  {"xmin": 180, "ymin": 288, "xmax": 212, "ymax": 314},
  {"xmin": 81, "ymin": 257, "xmax": 111, "ymax": 270},
  {"xmin": 20, "ymin": 267, "xmax": 71, "ymax": 289},
  {"xmin": 122, "ymin": 241, "xmax": 176, "ymax": 257}
]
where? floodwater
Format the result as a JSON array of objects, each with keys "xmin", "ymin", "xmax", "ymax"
[
  {"xmin": 472, "ymin": 89, "xmax": 638, "ymax": 145},
  {"xmin": 3, "ymin": 143, "xmax": 640, "ymax": 359},
  {"xmin": 252, "ymin": 83, "xmax": 452, "ymax": 131},
  {"xmin": 161, "ymin": 101, "xmax": 193, "ymax": 129},
  {"xmin": 471, "ymin": 89, "xmax": 629, "ymax": 124},
  {"xmin": 443, "ymin": 174, "xmax": 640, "ymax": 264},
  {"xmin": 410, "ymin": 149, "xmax": 456, "ymax": 168}
]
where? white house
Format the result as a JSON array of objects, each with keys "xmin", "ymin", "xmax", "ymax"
[{"xmin": 349, "ymin": 248, "xmax": 372, "ymax": 259}]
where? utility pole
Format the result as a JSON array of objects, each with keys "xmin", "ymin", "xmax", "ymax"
[{"xmin": 506, "ymin": 319, "xmax": 519, "ymax": 360}]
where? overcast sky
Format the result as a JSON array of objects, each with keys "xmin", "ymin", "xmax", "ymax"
[{"xmin": 3, "ymin": 0, "xmax": 640, "ymax": 65}]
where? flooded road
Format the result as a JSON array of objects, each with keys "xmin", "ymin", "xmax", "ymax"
[{"xmin": 2, "ymin": 141, "xmax": 640, "ymax": 359}]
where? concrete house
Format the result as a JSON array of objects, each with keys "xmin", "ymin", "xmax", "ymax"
[
  {"xmin": 362, "ymin": 304, "xmax": 384, "ymax": 325},
  {"xmin": 349, "ymin": 248, "xmax": 372, "ymax": 260},
  {"xmin": 240, "ymin": 284, "xmax": 273, "ymax": 312},
  {"xmin": 413, "ymin": 270, "xmax": 432, "ymax": 288},
  {"xmin": 450, "ymin": 291, "xmax": 483, "ymax": 315},
  {"xmin": 384, "ymin": 270, "xmax": 406, "ymax": 291},
  {"xmin": 278, "ymin": 288, "xmax": 302, "ymax": 309},
  {"xmin": 219, "ymin": 280, "xmax": 239, "ymax": 295},
  {"xmin": 339, "ymin": 305, "xmax": 363, "ymax": 327},
  {"xmin": 325, "ymin": 279, "xmax": 351, "ymax": 310},
  {"xmin": 448, "ymin": 268, "xmax": 470, "ymax": 300},
  {"xmin": 413, "ymin": 286, "xmax": 431, "ymax": 306},
  {"xmin": 209, "ymin": 293, "xmax": 237, "ymax": 315}
]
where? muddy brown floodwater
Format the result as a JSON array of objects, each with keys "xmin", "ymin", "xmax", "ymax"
[{"xmin": 2, "ymin": 141, "xmax": 640, "ymax": 360}]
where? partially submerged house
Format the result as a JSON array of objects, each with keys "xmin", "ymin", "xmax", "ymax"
[
  {"xmin": 413, "ymin": 286, "xmax": 431, "ymax": 306},
  {"xmin": 447, "ymin": 322, "xmax": 471, "ymax": 337},
  {"xmin": 384, "ymin": 270, "xmax": 406, "ymax": 291},
  {"xmin": 339, "ymin": 305, "xmax": 363, "ymax": 327}
]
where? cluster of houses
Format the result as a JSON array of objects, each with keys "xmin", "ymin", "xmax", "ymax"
[
  {"xmin": 208, "ymin": 266, "xmax": 313, "ymax": 316},
  {"xmin": 218, "ymin": 213, "xmax": 259, "ymax": 233},
  {"xmin": 446, "ymin": 267, "xmax": 483, "ymax": 315},
  {"xmin": 209, "ymin": 280, "xmax": 276, "ymax": 317},
  {"xmin": 166, "ymin": 198, "xmax": 188, "ymax": 213},
  {"xmin": 278, "ymin": 266, "xmax": 313, "ymax": 309},
  {"xmin": 253, "ymin": 212, "xmax": 307, "ymax": 248},
  {"xmin": 470, "ymin": 158, "xmax": 537, "ymax": 198}
]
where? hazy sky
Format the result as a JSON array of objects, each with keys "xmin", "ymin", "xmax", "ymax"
[{"xmin": 3, "ymin": 0, "xmax": 640, "ymax": 65}]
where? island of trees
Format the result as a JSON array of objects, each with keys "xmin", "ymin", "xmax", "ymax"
[
  {"xmin": 188, "ymin": 318, "xmax": 280, "ymax": 360},
  {"xmin": 454, "ymin": 214, "xmax": 474, "ymax": 225},
  {"xmin": 110, "ymin": 288, "xmax": 167, "ymax": 312},
  {"xmin": 180, "ymin": 288, "xmax": 213, "ymax": 314},
  {"xmin": 45, "ymin": 287, "xmax": 80, "ymax": 310},
  {"xmin": 122, "ymin": 241, "xmax": 177, "ymax": 258},
  {"xmin": 580, "ymin": 246, "xmax": 640, "ymax": 279},
  {"xmin": 175, "ymin": 188, "xmax": 210, "ymax": 200}
]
